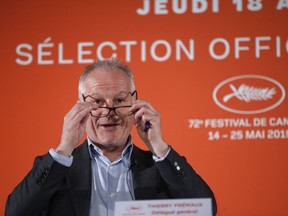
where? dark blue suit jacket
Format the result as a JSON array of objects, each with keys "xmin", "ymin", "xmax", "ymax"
[{"xmin": 6, "ymin": 141, "xmax": 217, "ymax": 216}]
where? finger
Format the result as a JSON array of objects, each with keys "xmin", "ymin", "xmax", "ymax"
[
  {"xmin": 132, "ymin": 101, "xmax": 156, "ymax": 118},
  {"xmin": 134, "ymin": 109, "xmax": 155, "ymax": 126},
  {"xmin": 130, "ymin": 100, "xmax": 156, "ymax": 113},
  {"xmin": 66, "ymin": 102, "xmax": 97, "ymax": 123},
  {"xmin": 135, "ymin": 111, "xmax": 159, "ymax": 133}
]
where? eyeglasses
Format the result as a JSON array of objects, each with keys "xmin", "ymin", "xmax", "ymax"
[
  {"xmin": 82, "ymin": 91, "xmax": 138, "ymax": 118},
  {"xmin": 90, "ymin": 106, "xmax": 134, "ymax": 118}
]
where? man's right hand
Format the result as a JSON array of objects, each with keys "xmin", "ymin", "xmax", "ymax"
[{"xmin": 56, "ymin": 101, "xmax": 97, "ymax": 156}]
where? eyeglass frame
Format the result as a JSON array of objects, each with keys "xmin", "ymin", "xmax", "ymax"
[{"xmin": 82, "ymin": 90, "xmax": 138, "ymax": 118}]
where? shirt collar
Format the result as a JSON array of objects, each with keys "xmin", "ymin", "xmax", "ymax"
[{"xmin": 87, "ymin": 136, "xmax": 133, "ymax": 163}]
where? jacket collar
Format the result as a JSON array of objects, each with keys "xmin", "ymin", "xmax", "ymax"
[
  {"xmin": 67, "ymin": 141, "xmax": 91, "ymax": 216},
  {"xmin": 66, "ymin": 140, "xmax": 156, "ymax": 216}
]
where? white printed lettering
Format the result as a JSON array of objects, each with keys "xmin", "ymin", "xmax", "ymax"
[
  {"xmin": 193, "ymin": 0, "xmax": 208, "ymax": 13},
  {"xmin": 155, "ymin": 0, "xmax": 169, "ymax": 14},
  {"xmin": 78, "ymin": 42, "xmax": 94, "ymax": 64},
  {"xmin": 141, "ymin": 41, "xmax": 147, "ymax": 61},
  {"xmin": 276, "ymin": 0, "xmax": 288, "ymax": 10},
  {"xmin": 58, "ymin": 43, "xmax": 73, "ymax": 64},
  {"xmin": 136, "ymin": 0, "xmax": 219, "ymax": 15},
  {"xmin": 119, "ymin": 41, "xmax": 137, "ymax": 62},
  {"xmin": 209, "ymin": 38, "xmax": 230, "ymax": 60},
  {"xmin": 255, "ymin": 36, "xmax": 271, "ymax": 58},
  {"xmin": 136, "ymin": 0, "xmax": 150, "ymax": 15},
  {"xmin": 269, "ymin": 117, "xmax": 288, "ymax": 127},
  {"xmin": 245, "ymin": 130, "xmax": 265, "ymax": 139},
  {"xmin": 176, "ymin": 39, "xmax": 195, "ymax": 60},
  {"xmin": 16, "ymin": 43, "xmax": 33, "ymax": 65},
  {"xmin": 96, "ymin": 41, "xmax": 117, "ymax": 60},
  {"xmin": 150, "ymin": 40, "xmax": 172, "ymax": 61},
  {"xmin": 235, "ymin": 37, "xmax": 250, "ymax": 59},
  {"xmin": 38, "ymin": 37, "xmax": 54, "ymax": 65},
  {"xmin": 172, "ymin": 0, "xmax": 188, "ymax": 14}
]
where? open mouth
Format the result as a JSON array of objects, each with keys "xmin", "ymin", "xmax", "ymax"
[{"xmin": 100, "ymin": 123, "xmax": 120, "ymax": 130}]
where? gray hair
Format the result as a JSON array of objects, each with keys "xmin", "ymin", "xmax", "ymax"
[{"xmin": 78, "ymin": 59, "xmax": 136, "ymax": 98}]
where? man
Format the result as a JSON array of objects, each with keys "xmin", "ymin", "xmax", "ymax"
[{"xmin": 6, "ymin": 59, "xmax": 217, "ymax": 216}]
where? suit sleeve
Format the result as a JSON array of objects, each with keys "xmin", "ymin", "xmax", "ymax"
[
  {"xmin": 154, "ymin": 147, "xmax": 217, "ymax": 216},
  {"xmin": 5, "ymin": 153, "xmax": 70, "ymax": 216}
]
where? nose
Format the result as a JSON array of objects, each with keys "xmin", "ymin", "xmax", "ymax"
[
  {"xmin": 105, "ymin": 99, "xmax": 114, "ymax": 107},
  {"xmin": 101, "ymin": 107, "xmax": 117, "ymax": 117},
  {"xmin": 107, "ymin": 108, "xmax": 117, "ymax": 117},
  {"xmin": 100, "ymin": 108, "xmax": 110, "ymax": 116}
]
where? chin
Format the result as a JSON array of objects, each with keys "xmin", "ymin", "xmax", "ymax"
[{"xmin": 97, "ymin": 137, "xmax": 121, "ymax": 146}]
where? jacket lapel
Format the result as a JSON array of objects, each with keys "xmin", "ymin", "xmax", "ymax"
[
  {"xmin": 131, "ymin": 145, "xmax": 158, "ymax": 200},
  {"xmin": 65, "ymin": 142, "xmax": 158, "ymax": 215},
  {"xmin": 66, "ymin": 141, "xmax": 91, "ymax": 216}
]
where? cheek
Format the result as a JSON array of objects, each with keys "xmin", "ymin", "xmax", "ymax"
[
  {"xmin": 86, "ymin": 117, "xmax": 98, "ymax": 134},
  {"xmin": 125, "ymin": 116, "xmax": 135, "ymax": 128}
]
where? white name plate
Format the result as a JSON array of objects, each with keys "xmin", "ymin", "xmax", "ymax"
[{"xmin": 114, "ymin": 198, "xmax": 212, "ymax": 216}]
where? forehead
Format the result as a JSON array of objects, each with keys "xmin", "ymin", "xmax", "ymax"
[{"xmin": 83, "ymin": 69, "xmax": 131, "ymax": 96}]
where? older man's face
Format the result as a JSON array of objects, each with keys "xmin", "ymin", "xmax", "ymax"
[{"xmin": 82, "ymin": 69, "xmax": 135, "ymax": 148}]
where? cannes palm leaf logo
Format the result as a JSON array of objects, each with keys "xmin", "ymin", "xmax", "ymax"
[{"xmin": 223, "ymin": 84, "xmax": 276, "ymax": 103}]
